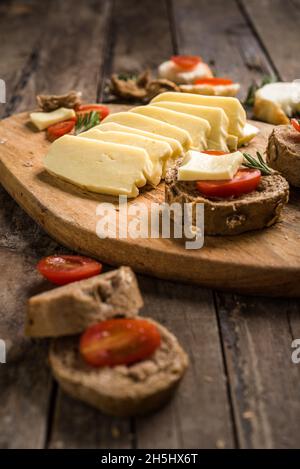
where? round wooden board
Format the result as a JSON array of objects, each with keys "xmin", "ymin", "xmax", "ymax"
[{"xmin": 0, "ymin": 105, "xmax": 300, "ymax": 297}]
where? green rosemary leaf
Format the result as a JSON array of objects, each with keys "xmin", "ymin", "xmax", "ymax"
[
  {"xmin": 242, "ymin": 151, "xmax": 273, "ymax": 176},
  {"xmin": 75, "ymin": 110, "xmax": 100, "ymax": 135}
]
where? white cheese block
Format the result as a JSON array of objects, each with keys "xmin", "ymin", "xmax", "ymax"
[
  {"xmin": 131, "ymin": 105, "xmax": 210, "ymax": 151},
  {"xmin": 150, "ymin": 101, "xmax": 229, "ymax": 152},
  {"xmin": 30, "ymin": 107, "xmax": 76, "ymax": 130},
  {"xmin": 254, "ymin": 82, "xmax": 300, "ymax": 125},
  {"xmin": 177, "ymin": 150, "xmax": 244, "ymax": 181},
  {"xmin": 102, "ymin": 112, "xmax": 192, "ymax": 151},
  {"xmin": 44, "ymin": 135, "xmax": 154, "ymax": 198},
  {"xmin": 97, "ymin": 122, "xmax": 184, "ymax": 158},
  {"xmin": 151, "ymin": 92, "xmax": 246, "ymax": 138},
  {"xmin": 238, "ymin": 123, "xmax": 259, "ymax": 146},
  {"xmin": 80, "ymin": 128, "xmax": 172, "ymax": 185},
  {"xmin": 158, "ymin": 60, "xmax": 213, "ymax": 84}
]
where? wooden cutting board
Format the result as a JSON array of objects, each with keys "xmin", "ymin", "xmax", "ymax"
[{"xmin": 0, "ymin": 105, "xmax": 300, "ymax": 297}]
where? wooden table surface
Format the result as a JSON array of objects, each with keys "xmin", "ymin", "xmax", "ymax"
[{"xmin": 0, "ymin": 0, "xmax": 300, "ymax": 449}]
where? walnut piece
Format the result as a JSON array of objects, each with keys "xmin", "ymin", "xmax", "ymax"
[
  {"xmin": 109, "ymin": 71, "xmax": 180, "ymax": 102},
  {"xmin": 36, "ymin": 90, "xmax": 82, "ymax": 111}
]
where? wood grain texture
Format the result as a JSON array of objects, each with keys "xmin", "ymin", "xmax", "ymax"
[
  {"xmin": 172, "ymin": 0, "xmax": 276, "ymax": 100},
  {"xmin": 216, "ymin": 293, "xmax": 300, "ymax": 448},
  {"xmin": 0, "ymin": 0, "xmax": 51, "ymax": 118},
  {"xmin": 241, "ymin": 0, "xmax": 300, "ymax": 80},
  {"xmin": 135, "ymin": 277, "xmax": 235, "ymax": 449},
  {"xmin": 10, "ymin": 0, "xmax": 112, "ymax": 113},
  {"xmin": 0, "ymin": 109, "xmax": 299, "ymax": 297}
]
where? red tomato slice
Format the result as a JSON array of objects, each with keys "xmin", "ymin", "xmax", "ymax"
[
  {"xmin": 202, "ymin": 150, "xmax": 228, "ymax": 156},
  {"xmin": 196, "ymin": 169, "xmax": 261, "ymax": 198},
  {"xmin": 46, "ymin": 119, "xmax": 75, "ymax": 141},
  {"xmin": 171, "ymin": 55, "xmax": 202, "ymax": 70},
  {"xmin": 80, "ymin": 318, "xmax": 161, "ymax": 367},
  {"xmin": 194, "ymin": 77, "xmax": 233, "ymax": 86},
  {"xmin": 291, "ymin": 118, "xmax": 300, "ymax": 133},
  {"xmin": 76, "ymin": 104, "xmax": 110, "ymax": 121},
  {"xmin": 37, "ymin": 255, "xmax": 102, "ymax": 285}
]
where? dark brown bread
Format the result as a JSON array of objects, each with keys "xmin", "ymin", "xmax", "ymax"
[
  {"xmin": 165, "ymin": 166, "xmax": 289, "ymax": 235},
  {"xmin": 267, "ymin": 125, "xmax": 300, "ymax": 187},
  {"xmin": 49, "ymin": 319, "xmax": 188, "ymax": 417},
  {"xmin": 26, "ymin": 267, "xmax": 143, "ymax": 337}
]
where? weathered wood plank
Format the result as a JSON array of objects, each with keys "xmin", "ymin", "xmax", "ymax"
[
  {"xmin": 101, "ymin": 0, "xmax": 174, "ymax": 100},
  {"xmin": 135, "ymin": 277, "xmax": 235, "ymax": 449},
  {"xmin": 216, "ymin": 293, "xmax": 300, "ymax": 448},
  {"xmin": 0, "ymin": 262, "xmax": 52, "ymax": 449},
  {"xmin": 49, "ymin": 389, "xmax": 132, "ymax": 449},
  {"xmin": 172, "ymin": 0, "xmax": 275, "ymax": 100},
  {"xmin": 0, "ymin": 0, "xmax": 50, "ymax": 118},
  {"xmin": 240, "ymin": 0, "xmax": 300, "ymax": 80},
  {"xmin": 12, "ymin": 0, "xmax": 112, "ymax": 113}
]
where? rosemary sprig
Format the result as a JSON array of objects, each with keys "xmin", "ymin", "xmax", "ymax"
[
  {"xmin": 243, "ymin": 151, "xmax": 273, "ymax": 176},
  {"xmin": 75, "ymin": 111, "xmax": 100, "ymax": 135},
  {"xmin": 243, "ymin": 75, "xmax": 277, "ymax": 108}
]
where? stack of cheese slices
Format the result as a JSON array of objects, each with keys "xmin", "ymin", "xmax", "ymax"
[{"xmin": 45, "ymin": 92, "xmax": 259, "ymax": 198}]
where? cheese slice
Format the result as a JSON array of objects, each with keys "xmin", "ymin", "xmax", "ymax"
[
  {"xmin": 238, "ymin": 123, "xmax": 259, "ymax": 146},
  {"xmin": 131, "ymin": 105, "xmax": 210, "ymax": 151},
  {"xmin": 151, "ymin": 92, "xmax": 246, "ymax": 138},
  {"xmin": 227, "ymin": 134, "xmax": 238, "ymax": 151},
  {"xmin": 80, "ymin": 128, "xmax": 172, "ymax": 185},
  {"xmin": 44, "ymin": 135, "xmax": 153, "ymax": 198},
  {"xmin": 177, "ymin": 150, "xmax": 244, "ymax": 181},
  {"xmin": 30, "ymin": 107, "xmax": 76, "ymax": 130},
  {"xmin": 97, "ymin": 122, "xmax": 184, "ymax": 158},
  {"xmin": 150, "ymin": 101, "xmax": 229, "ymax": 152},
  {"xmin": 102, "ymin": 112, "xmax": 192, "ymax": 151}
]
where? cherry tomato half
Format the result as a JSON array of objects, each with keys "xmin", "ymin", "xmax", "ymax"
[
  {"xmin": 291, "ymin": 118, "xmax": 300, "ymax": 133},
  {"xmin": 171, "ymin": 55, "xmax": 202, "ymax": 70},
  {"xmin": 46, "ymin": 119, "xmax": 76, "ymax": 141},
  {"xmin": 37, "ymin": 255, "xmax": 102, "ymax": 285},
  {"xmin": 196, "ymin": 168, "xmax": 261, "ymax": 198},
  {"xmin": 76, "ymin": 104, "xmax": 110, "ymax": 121},
  {"xmin": 80, "ymin": 318, "xmax": 161, "ymax": 367},
  {"xmin": 194, "ymin": 77, "xmax": 233, "ymax": 86}
]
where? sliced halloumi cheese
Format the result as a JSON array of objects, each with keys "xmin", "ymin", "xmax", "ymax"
[
  {"xmin": 227, "ymin": 134, "xmax": 238, "ymax": 151},
  {"xmin": 131, "ymin": 105, "xmax": 210, "ymax": 151},
  {"xmin": 30, "ymin": 107, "xmax": 76, "ymax": 131},
  {"xmin": 102, "ymin": 112, "xmax": 192, "ymax": 151},
  {"xmin": 150, "ymin": 101, "xmax": 229, "ymax": 152},
  {"xmin": 177, "ymin": 150, "xmax": 244, "ymax": 181},
  {"xmin": 238, "ymin": 123, "xmax": 259, "ymax": 146},
  {"xmin": 80, "ymin": 128, "xmax": 172, "ymax": 185},
  {"xmin": 97, "ymin": 122, "xmax": 184, "ymax": 158},
  {"xmin": 151, "ymin": 92, "xmax": 246, "ymax": 138},
  {"xmin": 44, "ymin": 135, "xmax": 154, "ymax": 198}
]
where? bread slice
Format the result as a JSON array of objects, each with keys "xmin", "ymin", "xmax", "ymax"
[
  {"xmin": 267, "ymin": 125, "xmax": 300, "ymax": 187},
  {"xmin": 26, "ymin": 267, "xmax": 143, "ymax": 337},
  {"xmin": 49, "ymin": 319, "xmax": 188, "ymax": 417},
  {"xmin": 165, "ymin": 165, "xmax": 289, "ymax": 235}
]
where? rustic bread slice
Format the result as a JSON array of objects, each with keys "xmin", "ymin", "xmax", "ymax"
[
  {"xmin": 26, "ymin": 267, "xmax": 143, "ymax": 337},
  {"xmin": 267, "ymin": 125, "xmax": 300, "ymax": 187},
  {"xmin": 49, "ymin": 319, "xmax": 188, "ymax": 417},
  {"xmin": 165, "ymin": 165, "xmax": 289, "ymax": 235}
]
